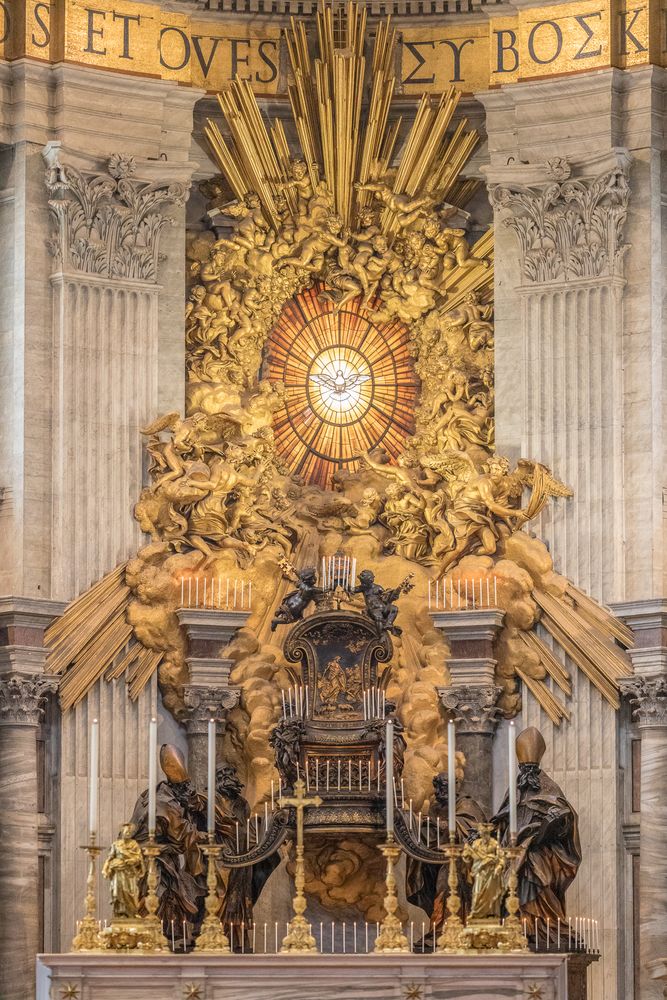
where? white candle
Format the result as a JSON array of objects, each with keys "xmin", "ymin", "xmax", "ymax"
[
  {"xmin": 322, "ymin": 557, "xmax": 326, "ymax": 587},
  {"xmin": 447, "ymin": 719, "xmax": 456, "ymax": 836},
  {"xmin": 509, "ymin": 721, "xmax": 518, "ymax": 838},
  {"xmin": 435, "ymin": 578, "xmax": 439, "ymax": 609},
  {"xmin": 233, "ymin": 579, "xmax": 238, "ymax": 608},
  {"xmin": 203, "ymin": 577, "xmax": 207, "ymax": 608},
  {"xmin": 386, "ymin": 719, "xmax": 394, "ymax": 834},
  {"xmin": 195, "ymin": 577, "xmax": 199, "ymax": 607},
  {"xmin": 428, "ymin": 580, "xmax": 432, "ymax": 610},
  {"xmin": 281, "ymin": 690, "xmax": 286, "ymax": 719},
  {"xmin": 88, "ymin": 718, "xmax": 99, "ymax": 840},
  {"xmin": 180, "ymin": 577, "xmax": 184, "ymax": 607},
  {"xmin": 148, "ymin": 716, "xmax": 157, "ymax": 837},
  {"xmin": 248, "ymin": 580, "xmax": 252, "ymax": 609},
  {"xmin": 188, "ymin": 577, "xmax": 192, "ymax": 607},
  {"xmin": 351, "ymin": 558, "xmax": 356, "ymax": 588},
  {"xmin": 207, "ymin": 718, "xmax": 216, "ymax": 835}
]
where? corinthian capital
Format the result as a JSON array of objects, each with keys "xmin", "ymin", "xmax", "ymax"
[
  {"xmin": 0, "ymin": 674, "xmax": 58, "ymax": 726},
  {"xmin": 437, "ymin": 684, "xmax": 502, "ymax": 734},
  {"xmin": 43, "ymin": 143, "xmax": 189, "ymax": 282},
  {"xmin": 489, "ymin": 157, "xmax": 630, "ymax": 284},
  {"xmin": 621, "ymin": 675, "xmax": 667, "ymax": 728},
  {"xmin": 183, "ymin": 684, "xmax": 240, "ymax": 733}
]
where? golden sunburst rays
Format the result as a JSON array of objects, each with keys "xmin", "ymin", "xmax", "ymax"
[
  {"xmin": 205, "ymin": 2, "xmax": 480, "ymax": 235},
  {"xmin": 267, "ymin": 283, "xmax": 419, "ymax": 488}
]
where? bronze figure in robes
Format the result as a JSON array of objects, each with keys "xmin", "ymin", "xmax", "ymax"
[{"xmin": 493, "ymin": 726, "xmax": 581, "ymax": 941}]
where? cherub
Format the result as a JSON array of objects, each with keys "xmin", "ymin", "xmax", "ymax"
[
  {"xmin": 355, "ymin": 181, "xmax": 434, "ymax": 229},
  {"xmin": 221, "ymin": 192, "xmax": 268, "ymax": 243},
  {"xmin": 350, "ymin": 569, "xmax": 414, "ymax": 636},
  {"xmin": 270, "ymin": 563, "xmax": 326, "ymax": 630},
  {"xmin": 280, "ymin": 214, "xmax": 347, "ymax": 271},
  {"xmin": 278, "ymin": 159, "xmax": 313, "ymax": 211}
]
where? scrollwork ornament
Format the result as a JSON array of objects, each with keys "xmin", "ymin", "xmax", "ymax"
[{"xmin": 0, "ymin": 673, "xmax": 58, "ymax": 726}]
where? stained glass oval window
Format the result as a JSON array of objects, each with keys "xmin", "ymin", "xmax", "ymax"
[{"xmin": 266, "ymin": 283, "xmax": 419, "ymax": 488}]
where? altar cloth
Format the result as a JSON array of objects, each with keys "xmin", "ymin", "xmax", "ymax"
[{"xmin": 37, "ymin": 952, "xmax": 569, "ymax": 1000}]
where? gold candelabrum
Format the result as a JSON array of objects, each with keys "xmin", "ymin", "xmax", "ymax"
[
  {"xmin": 141, "ymin": 839, "xmax": 168, "ymax": 952},
  {"xmin": 195, "ymin": 839, "xmax": 230, "ymax": 953},
  {"xmin": 280, "ymin": 778, "xmax": 322, "ymax": 954},
  {"xmin": 436, "ymin": 835, "xmax": 464, "ymax": 952},
  {"xmin": 374, "ymin": 833, "xmax": 410, "ymax": 953},
  {"xmin": 72, "ymin": 836, "xmax": 103, "ymax": 952}
]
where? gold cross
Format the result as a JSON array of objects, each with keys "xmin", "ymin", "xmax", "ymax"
[{"xmin": 280, "ymin": 777, "xmax": 322, "ymax": 852}]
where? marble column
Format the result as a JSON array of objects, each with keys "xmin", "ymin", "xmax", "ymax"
[
  {"xmin": 437, "ymin": 684, "xmax": 501, "ymax": 818},
  {"xmin": 177, "ymin": 609, "xmax": 249, "ymax": 788},
  {"xmin": 615, "ymin": 598, "xmax": 667, "ymax": 1000},
  {"xmin": 0, "ymin": 674, "xmax": 56, "ymax": 1000},
  {"xmin": 432, "ymin": 609, "xmax": 504, "ymax": 814}
]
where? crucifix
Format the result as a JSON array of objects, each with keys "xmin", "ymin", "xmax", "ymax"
[{"xmin": 280, "ymin": 777, "xmax": 323, "ymax": 953}]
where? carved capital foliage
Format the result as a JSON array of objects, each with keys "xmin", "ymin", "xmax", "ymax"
[
  {"xmin": 183, "ymin": 684, "xmax": 240, "ymax": 732},
  {"xmin": 0, "ymin": 674, "xmax": 58, "ymax": 726},
  {"xmin": 621, "ymin": 675, "xmax": 667, "ymax": 728},
  {"xmin": 44, "ymin": 148, "xmax": 189, "ymax": 282},
  {"xmin": 438, "ymin": 684, "xmax": 502, "ymax": 734},
  {"xmin": 489, "ymin": 164, "xmax": 630, "ymax": 284}
]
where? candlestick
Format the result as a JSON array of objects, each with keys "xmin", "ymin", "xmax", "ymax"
[
  {"xmin": 88, "ymin": 718, "xmax": 99, "ymax": 840},
  {"xmin": 195, "ymin": 842, "xmax": 230, "ymax": 952},
  {"xmin": 71, "ymin": 837, "xmax": 103, "ymax": 952},
  {"xmin": 385, "ymin": 720, "xmax": 394, "ymax": 834},
  {"xmin": 435, "ymin": 837, "xmax": 464, "ymax": 952},
  {"xmin": 508, "ymin": 722, "xmax": 518, "ymax": 838},
  {"xmin": 374, "ymin": 835, "xmax": 409, "ymax": 953},
  {"xmin": 148, "ymin": 717, "xmax": 157, "ymax": 837},
  {"xmin": 207, "ymin": 718, "xmax": 216, "ymax": 835},
  {"xmin": 447, "ymin": 719, "xmax": 456, "ymax": 836}
]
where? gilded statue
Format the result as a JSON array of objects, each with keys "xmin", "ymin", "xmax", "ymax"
[
  {"xmin": 102, "ymin": 823, "xmax": 146, "ymax": 919},
  {"xmin": 355, "ymin": 181, "xmax": 434, "ymax": 230},
  {"xmin": 462, "ymin": 824, "xmax": 505, "ymax": 921}
]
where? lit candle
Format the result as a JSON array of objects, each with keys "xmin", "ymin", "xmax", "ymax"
[
  {"xmin": 148, "ymin": 717, "xmax": 157, "ymax": 837},
  {"xmin": 447, "ymin": 719, "xmax": 456, "ymax": 837},
  {"xmin": 88, "ymin": 718, "xmax": 99, "ymax": 840},
  {"xmin": 207, "ymin": 718, "xmax": 216, "ymax": 835},
  {"xmin": 509, "ymin": 721, "xmax": 518, "ymax": 839},
  {"xmin": 386, "ymin": 719, "xmax": 394, "ymax": 834}
]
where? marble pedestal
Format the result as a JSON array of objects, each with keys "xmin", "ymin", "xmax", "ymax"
[{"xmin": 37, "ymin": 953, "xmax": 568, "ymax": 1000}]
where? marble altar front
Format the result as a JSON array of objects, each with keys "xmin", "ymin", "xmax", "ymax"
[{"xmin": 37, "ymin": 953, "xmax": 568, "ymax": 1000}]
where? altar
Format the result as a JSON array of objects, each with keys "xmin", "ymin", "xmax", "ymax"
[{"xmin": 37, "ymin": 953, "xmax": 569, "ymax": 1000}]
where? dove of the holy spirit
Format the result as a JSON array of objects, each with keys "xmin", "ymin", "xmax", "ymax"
[{"xmin": 309, "ymin": 368, "xmax": 371, "ymax": 395}]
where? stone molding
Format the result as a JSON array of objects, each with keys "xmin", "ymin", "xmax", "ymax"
[
  {"xmin": 620, "ymin": 675, "xmax": 667, "ymax": 729},
  {"xmin": 183, "ymin": 684, "xmax": 240, "ymax": 734},
  {"xmin": 43, "ymin": 143, "xmax": 189, "ymax": 282},
  {"xmin": 489, "ymin": 153, "xmax": 631, "ymax": 284},
  {"xmin": 0, "ymin": 674, "xmax": 58, "ymax": 727},
  {"xmin": 437, "ymin": 683, "xmax": 502, "ymax": 734}
]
